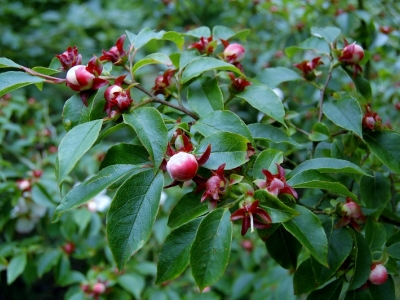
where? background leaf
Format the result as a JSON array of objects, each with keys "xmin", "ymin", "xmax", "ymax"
[
  {"xmin": 7, "ymin": 253, "xmax": 27, "ymax": 285},
  {"xmin": 132, "ymin": 53, "xmax": 173, "ymax": 74},
  {"xmin": 360, "ymin": 172, "xmax": 391, "ymax": 218},
  {"xmin": 99, "ymin": 144, "xmax": 150, "ymax": 170},
  {"xmin": 248, "ymin": 123, "xmax": 300, "ymax": 146},
  {"xmin": 255, "ymin": 67, "xmax": 302, "ymax": 88}
]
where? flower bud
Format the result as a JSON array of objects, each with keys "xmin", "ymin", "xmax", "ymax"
[
  {"xmin": 369, "ymin": 264, "xmax": 388, "ymax": 285},
  {"xmin": 66, "ymin": 65, "xmax": 95, "ymax": 91},
  {"xmin": 92, "ymin": 282, "xmax": 106, "ymax": 294},
  {"xmin": 224, "ymin": 43, "xmax": 245, "ymax": 63},
  {"xmin": 17, "ymin": 179, "xmax": 31, "ymax": 192},
  {"xmin": 104, "ymin": 85, "xmax": 123, "ymax": 102},
  {"xmin": 341, "ymin": 200, "xmax": 362, "ymax": 219},
  {"xmin": 166, "ymin": 152, "xmax": 198, "ymax": 182},
  {"xmin": 56, "ymin": 46, "xmax": 82, "ymax": 70},
  {"xmin": 339, "ymin": 43, "xmax": 364, "ymax": 64}
]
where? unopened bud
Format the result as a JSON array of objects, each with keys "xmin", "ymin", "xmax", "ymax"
[
  {"xmin": 224, "ymin": 43, "xmax": 245, "ymax": 63},
  {"xmin": 166, "ymin": 152, "xmax": 198, "ymax": 182},
  {"xmin": 369, "ymin": 264, "xmax": 388, "ymax": 285}
]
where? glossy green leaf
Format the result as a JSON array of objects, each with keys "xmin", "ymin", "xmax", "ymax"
[
  {"xmin": 100, "ymin": 144, "xmax": 150, "ymax": 170},
  {"xmin": 212, "ymin": 25, "xmax": 250, "ymax": 41},
  {"xmin": 132, "ymin": 53, "xmax": 173, "ymax": 74},
  {"xmin": 57, "ymin": 119, "xmax": 103, "ymax": 185},
  {"xmin": 7, "ymin": 252, "xmax": 27, "ymax": 284},
  {"xmin": 0, "ymin": 57, "xmax": 21, "ymax": 68},
  {"xmin": 181, "ymin": 57, "xmax": 242, "ymax": 84},
  {"xmin": 287, "ymin": 170, "xmax": 357, "ymax": 199},
  {"xmin": 283, "ymin": 204, "xmax": 328, "ymax": 266},
  {"xmin": 168, "ymin": 192, "xmax": 208, "ymax": 228},
  {"xmin": 117, "ymin": 273, "xmax": 145, "ymax": 299},
  {"xmin": 364, "ymin": 130, "xmax": 400, "ymax": 174},
  {"xmin": 32, "ymin": 66, "xmax": 61, "ymax": 76},
  {"xmin": 343, "ymin": 67, "xmax": 372, "ymax": 101},
  {"xmin": 365, "ymin": 218, "xmax": 386, "ymax": 251},
  {"xmin": 37, "ymin": 249, "xmax": 61, "ymax": 278},
  {"xmin": 311, "ymin": 26, "xmax": 341, "ymax": 44},
  {"xmin": 293, "ymin": 258, "xmax": 317, "ymax": 295},
  {"xmin": 255, "ymin": 67, "xmax": 302, "ymax": 88},
  {"xmin": 360, "ymin": 173, "xmax": 391, "ymax": 218},
  {"xmin": 194, "ymin": 131, "xmax": 250, "ymax": 170},
  {"xmin": 307, "ymin": 278, "xmax": 343, "ymax": 300},
  {"xmin": 134, "ymin": 28, "xmax": 184, "ymax": 50},
  {"xmin": 255, "ymin": 190, "xmax": 300, "ymax": 223},
  {"xmin": 265, "ymin": 226, "xmax": 302, "ymax": 270},
  {"xmin": 248, "ymin": 123, "xmax": 300, "ymax": 146},
  {"xmin": 387, "ymin": 242, "xmax": 400, "ymax": 259},
  {"xmin": 190, "ymin": 208, "xmax": 232, "ymax": 291},
  {"xmin": 107, "ymin": 170, "xmax": 163, "ymax": 270},
  {"xmin": 309, "ymin": 122, "xmax": 330, "ymax": 141},
  {"xmin": 285, "ymin": 37, "xmax": 330, "ymax": 58},
  {"xmin": 192, "ymin": 110, "xmax": 253, "ymax": 143},
  {"xmin": 187, "ymin": 78, "xmax": 224, "ymax": 116},
  {"xmin": 236, "ymin": 85, "xmax": 285, "ymax": 125},
  {"xmin": 290, "ymin": 158, "xmax": 367, "ymax": 177},
  {"xmin": 62, "ymin": 92, "xmax": 104, "ymax": 131},
  {"xmin": 253, "ymin": 149, "xmax": 284, "ymax": 179},
  {"xmin": 53, "ymin": 165, "xmax": 145, "ymax": 222},
  {"xmin": 179, "ymin": 51, "xmax": 199, "ymax": 70},
  {"xmin": 124, "ymin": 108, "xmax": 168, "ymax": 170},
  {"xmin": 322, "ymin": 96, "xmax": 363, "ymax": 138},
  {"xmin": 125, "ymin": 30, "xmax": 137, "ymax": 44},
  {"xmin": 156, "ymin": 218, "xmax": 203, "ymax": 284},
  {"xmin": 0, "ymin": 71, "xmax": 45, "ymax": 97},
  {"xmin": 185, "ymin": 26, "xmax": 211, "ymax": 38},
  {"xmin": 348, "ymin": 230, "xmax": 372, "ymax": 290}
]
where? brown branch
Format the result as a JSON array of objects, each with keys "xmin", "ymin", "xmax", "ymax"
[{"xmin": 21, "ymin": 66, "xmax": 66, "ymax": 84}]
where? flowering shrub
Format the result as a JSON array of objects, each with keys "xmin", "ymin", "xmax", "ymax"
[{"xmin": 1, "ymin": 1, "xmax": 400, "ymax": 299}]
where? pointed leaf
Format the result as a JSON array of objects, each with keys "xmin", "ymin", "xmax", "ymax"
[
  {"xmin": 311, "ymin": 26, "xmax": 341, "ymax": 44},
  {"xmin": 107, "ymin": 170, "xmax": 163, "ymax": 270},
  {"xmin": 348, "ymin": 230, "xmax": 372, "ymax": 290},
  {"xmin": 360, "ymin": 172, "xmax": 391, "ymax": 218},
  {"xmin": 248, "ymin": 123, "xmax": 300, "ymax": 146},
  {"xmin": 364, "ymin": 130, "xmax": 400, "ymax": 174},
  {"xmin": 253, "ymin": 149, "xmax": 284, "ymax": 179},
  {"xmin": 156, "ymin": 218, "xmax": 203, "ymax": 284},
  {"xmin": 124, "ymin": 108, "xmax": 168, "ymax": 170},
  {"xmin": 285, "ymin": 37, "xmax": 330, "ymax": 58},
  {"xmin": 283, "ymin": 204, "xmax": 328, "ymax": 266},
  {"xmin": 7, "ymin": 253, "xmax": 27, "ymax": 284},
  {"xmin": 343, "ymin": 67, "xmax": 372, "ymax": 101},
  {"xmin": 322, "ymin": 96, "xmax": 363, "ymax": 138},
  {"xmin": 365, "ymin": 218, "xmax": 386, "ymax": 251},
  {"xmin": 134, "ymin": 28, "xmax": 184, "ymax": 50},
  {"xmin": 0, "ymin": 71, "xmax": 45, "ymax": 97},
  {"xmin": 212, "ymin": 26, "xmax": 250, "ymax": 41},
  {"xmin": 0, "ymin": 57, "xmax": 21, "ymax": 68},
  {"xmin": 187, "ymin": 78, "xmax": 224, "ymax": 117},
  {"xmin": 293, "ymin": 258, "xmax": 317, "ymax": 295},
  {"xmin": 168, "ymin": 192, "xmax": 208, "ymax": 228},
  {"xmin": 307, "ymin": 278, "xmax": 343, "ymax": 300},
  {"xmin": 190, "ymin": 208, "xmax": 232, "ymax": 291},
  {"xmin": 57, "ymin": 120, "xmax": 103, "ymax": 185},
  {"xmin": 53, "ymin": 165, "xmax": 145, "ymax": 222},
  {"xmin": 37, "ymin": 249, "xmax": 62, "ymax": 278},
  {"xmin": 100, "ymin": 144, "xmax": 150, "ymax": 170},
  {"xmin": 255, "ymin": 67, "xmax": 301, "ymax": 88},
  {"xmin": 185, "ymin": 26, "xmax": 211, "ymax": 38},
  {"xmin": 132, "ymin": 53, "xmax": 173, "ymax": 74}
]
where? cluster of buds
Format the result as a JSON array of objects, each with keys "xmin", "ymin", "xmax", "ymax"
[
  {"xmin": 103, "ymin": 75, "xmax": 133, "ymax": 118},
  {"xmin": 338, "ymin": 39, "xmax": 365, "ymax": 77},
  {"xmin": 152, "ymin": 69, "xmax": 176, "ymax": 96},
  {"xmin": 294, "ymin": 57, "xmax": 323, "ymax": 80},
  {"xmin": 55, "ymin": 46, "xmax": 82, "ymax": 71},
  {"xmin": 228, "ymin": 73, "xmax": 251, "ymax": 92},
  {"xmin": 99, "ymin": 34, "xmax": 127, "ymax": 65},
  {"xmin": 362, "ymin": 105, "xmax": 382, "ymax": 131},
  {"xmin": 188, "ymin": 36, "xmax": 216, "ymax": 55},
  {"xmin": 335, "ymin": 198, "xmax": 366, "ymax": 232},
  {"xmin": 254, "ymin": 164, "xmax": 298, "ymax": 200},
  {"xmin": 221, "ymin": 40, "xmax": 246, "ymax": 72},
  {"xmin": 369, "ymin": 263, "xmax": 388, "ymax": 285}
]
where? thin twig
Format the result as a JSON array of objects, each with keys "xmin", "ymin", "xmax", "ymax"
[{"xmin": 21, "ymin": 66, "xmax": 66, "ymax": 83}]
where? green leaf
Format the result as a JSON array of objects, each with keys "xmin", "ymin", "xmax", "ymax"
[
  {"xmin": 364, "ymin": 130, "xmax": 400, "ymax": 174},
  {"xmin": 73, "ymin": 208, "xmax": 92, "ymax": 235},
  {"xmin": 322, "ymin": 96, "xmax": 363, "ymax": 138},
  {"xmin": 187, "ymin": 78, "xmax": 224, "ymax": 117},
  {"xmin": 285, "ymin": 37, "xmax": 330, "ymax": 58},
  {"xmin": 283, "ymin": 204, "xmax": 328, "ymax": 266},
  {"xmin": 125, "ymin": 30, "xmax": 137, "ymax": 44},
  {"xmin": 265, "ymin": 226, "xmax": 302, "ymax": 270},
  {"xmin": 293, "ymin": 258, "xmax": 317, "ymax": 295},
  {"xmin": 236, "ymin": 85, "xmax": 286, "ymax": 125},
  {"xmin": 253, "ymin": 149, "xmax": 284, "ymax": 179},
  {"xmin": 192, "ymin": 110, "xmax": 253, "ymax": 143},
  {"xmin": 0, "ymin": 71, "xmax": 45, "ymax": 97},
  {"xmin": 57, "ymin": 120, "xmax": 103, "ymax": 185},
  {"xmin": 53, "ymin": 165, "xmax": 144, "ymax": 222},
  {"xmin": 387, "ymin": 242, "xmax": 400, "ymax": 259},
  {"xmin": 134, "ymin": 28, "xmax": 184, "ymax": 50},
  {"xmin": 181, "ymin": 57, "xmax": 242, "ymax": 84},
  {"xmin": 124, "ymin": 108, "xmax": 168, "ymax": 170},
  {"xmin": 255, "ymin": 190, "xmax": 300, "ymax": 223},
  {"xmin": 309, "ymin": 122, "xmax": 330, "ymax": 141},
  {"xmin": 342, "ymin": 67, "xmax": 372, "ymax": 101},
  {"xmin": 62, "ymin": 92, "xmax": 104, "ymax": 131},
  {"xmin": 185, "ymin": 26, "xmax": 211, "ymax": 38},
  {"xmin": 107, "ymin": 170, "xmax": 163, "ymax": 270},
  {"xmin": 117, "ymin": 273, "xmax": 145, "ymax": 299},
  {"xmin": 307, "ymin": 278, "xmax": 343, "ymax": 300},
  {"xmin": 360, "ymin": 172, "xmax": 391, "ymax": 218},
  {"xmin": 287, "ymin": 170, "xmax": 358, "ymax": 199},
  {"xmin": 248, "ymin": 123, "xmax": 300, "ymax": 146},
  {"xmin": 100, "ymin": 144, "xmax": 150, "ymax": 170},
  {"xmin": 179, "ymin": 51, "xmax": 199, "ymax": 70},
  {"xmin": 348, "ymin": 230, "xmax": 372, "ymax": 290},
  {"xmin": 255, "ymin": 67, "xmax": 302, "ymax": 88},
  {"xmin": 156, "ymin": 218, "xmax": 203, "ymax": 284},
  {"xmin": 37, "ymin": 249, "xmax": 61, "ymax": 278},
  {"xmin": 7, "ymin": 253, "xmax": 27, "ymax": 284},
  {"xmin": 132, "ymin": 53, "xmax": 173, "ymax": 74},
  {"xmin": 168, "ymin": 192, "xmax": 208, "ymax": 228},
  {"xmin": 365, "ymin": 218, "xmax": 386, "ymax": 251},
  {"xmin": 290, "ymin": 158, "xmax": 367, "ymax": 177},
  {"xmin": 0, "ymin": 57, "xmax": 21, "ymax": 68},
  {"xmin": 194, "ymin": 131, "xmax": 250, "ymax": 170},
  {"xmin": 32, "ymin": 66, "xmax": 61, "ymax": 76},
  {"xmin": 212, "ymin": 26, "xmax": 250, "ymax": 41},
  {"xmin": 190, "ymin": 208, "xmax": 232, "ymax": 291},
  {"xmin": 311, "ymin": 26, "xmax": 341, "ymax": 44}
]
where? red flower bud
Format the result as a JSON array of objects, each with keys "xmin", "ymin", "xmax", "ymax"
[
  {"xmin": 92, "ymin": 282, "xmax": 106, "ymax": 294},
  {"xmin": 66, "ymin": 65, "xmax": 95, "ymax": 91},
  {"xmin": 56, "ymin": 46, "xmax": 82, "ymax": 71},
  {"xmin": 166, "ymin": 152, "xmax": 198, "ymax": 182},
  {"xmin": 341, "ymin": 200, "xmax": 363, "ymax": 219},
  {"xmin": 103, "ymin": 76, "xmax": 133, "ymax": 117},
  {"xmin": 188, "ymin": 36, "xmax": 215, "ymax": 55},
  {"xmin": 33, "ymin": 170, "xmax": 43, "ymax": 178},
  {"xmin": 339, "ymin": 42, "xmax": 364, "ymax": 64},
  {"xmin": 224, "ymin": 43, "xmax": 245, "ymax": 64},
  {"xmin": 16, "ymin": 179, "xmax": 31, "ymax": 192},
  {"xmin": 62, "ymin": 242, "xmax": 76, "ymax": 255},
  {"xmin": 369, "ymin": 263, "xmax": 388, "ymax": 285},
  {"xmin": 100, "ymin": 35, "xmax": 127, "ymax": 65}
]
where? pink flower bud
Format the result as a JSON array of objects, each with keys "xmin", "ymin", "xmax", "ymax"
[
  {"xmin": 17, "ymin": 179, "xmax": 31, "ymax": 192},
  {"xmin": 339, "ymin": 43, "xmax": 364, "ymax": 64},
  {"xmin": 104, "ymin": 85, "xmax": 124, "ymax": 102},
  {"xmin": 364, "ymin": 116, "xmax": 375, "ymax": 130},
  {"xmin": 92, "ymin": 282, "xmax": 106, "ymax": 294},
  {"xmin": 369, "ymin": 264, "xmax": 388, "ymax": 285},
  {"xmin": 341, "ymin": 200, "xmax": 362, "ymax": 219},
  {"xmin": 66, "ymin": 65, "xmax": 95, "ymax": 91},
  {"xmin": 224, "ymin": 43, "xmax": 245, "ymax": 63},
  {"xmin": 166, "ymin": 152, "xmax": 198, "ymax": 182},
  {"xmin": 56, "ymin": 46, "xmax": 82, "ymax": 70}
]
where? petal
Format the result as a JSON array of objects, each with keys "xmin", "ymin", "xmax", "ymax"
[
  {"xmin": 256, "ymin": 208, "xmax": 272, "ymax": 223},
  {"xmin": 196, "ymin": 144, "xmax": 211, "ymax": 166},
  {"xmin": 241, "ymin": 216, "xmax": 250, "ymax": 236},
  {"xmin": 230, "ymin": 209, "xmax": 246, "ymax": 221}
]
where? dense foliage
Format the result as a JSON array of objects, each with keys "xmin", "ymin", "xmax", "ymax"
[{"xmin": 1, "ymin": 0, "xmax": 400, "ymax": 299}]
